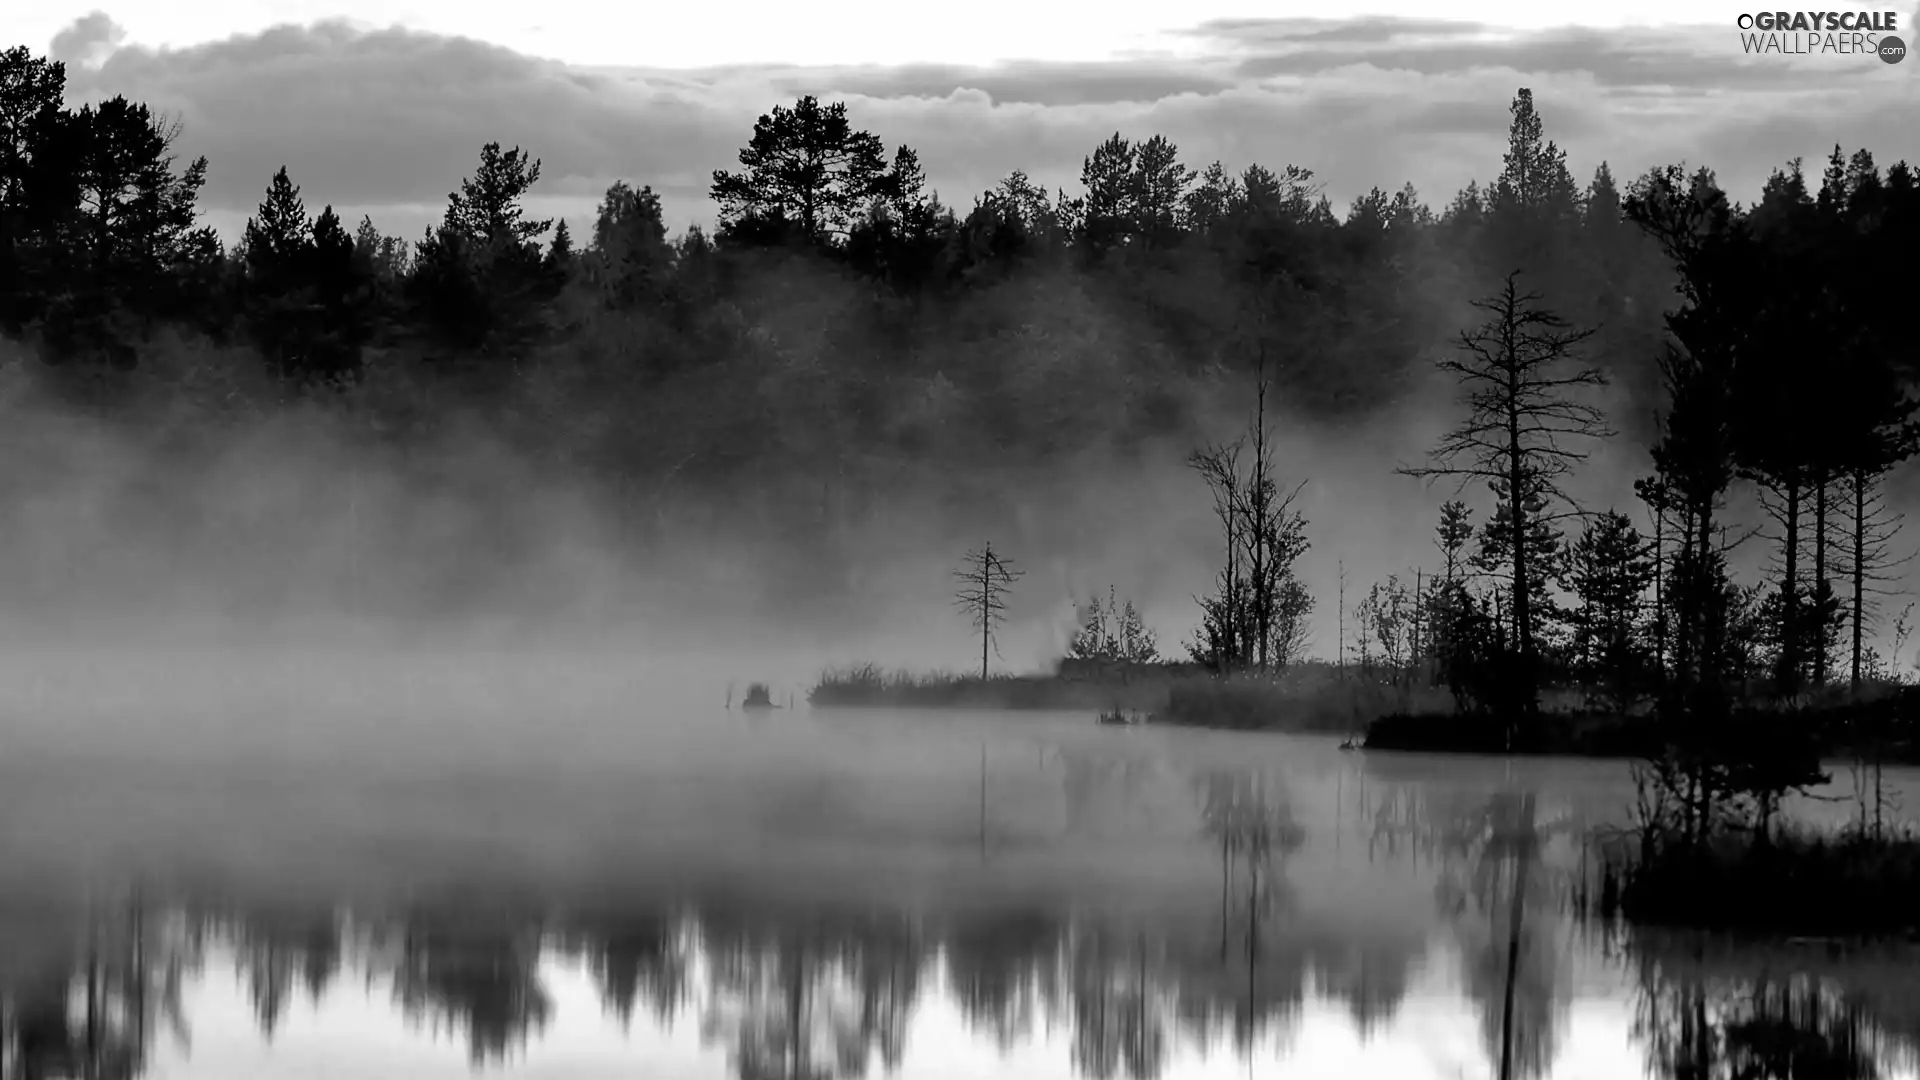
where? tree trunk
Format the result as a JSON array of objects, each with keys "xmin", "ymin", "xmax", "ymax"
[
  {"xmin": 1248, "ymin": 365, "xmax": 1272, "ymax": 673},
  {"xmin": 1653, "ymin": 502, "xmax": 1666, "ymax": 678},
  {"xmin": 1498, "ymin": 791, "xmax": 1537, "ymax": 1080},
  {"xmin": 1413, "ymin": 567, "xmax": 1424, "ymax": 687},
  {"xmin": 1219, "ymin": 834, "xmax": 1231, "ymax": 963},
  {"xmin": 1851, "ymin": 470, "xmax": 1867, "ymax": 697},
  {"xmin": 1780, "ymin": 480, "xmax": 1802, "ymax": 699},
  {"xmin": 1506, "ymin": 384, "xmax": 1535, "ymax": 725},
  {"xmin": 979, "ymin": 545, "xmax": 992, "ymax": 679},
  {"xmin": 1814, "ymin": 475, "xmax": 1829, "ymax": 685}
]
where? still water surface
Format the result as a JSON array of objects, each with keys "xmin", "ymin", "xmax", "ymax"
[{"xmin": 2, "ymin": 688, "xmax": 1917, "ymax": 1080}]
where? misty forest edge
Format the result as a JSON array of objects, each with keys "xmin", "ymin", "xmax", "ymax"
[{"xmin": 4, "ymin": 48, "xmax": 1920, "ymax": 933}]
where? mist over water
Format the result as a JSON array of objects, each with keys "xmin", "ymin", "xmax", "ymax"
[
  {"xmin": 2, "ymin": 18, "xmax": 1918, "ymax": 1073},
  {"xmin": 0, "ymin": 224, "xmax": 1916, "ymax": 1080},
  {"xmin": 4, "ymin": 339, "xmax": 1920, "ymax": 1077},
  {"xmin": 5, "ymin": 692, "xmax": 1920, "ymax": 1079},
  {"xmin": 0, "ymin": 280, "xmax": 1914, "ymax": 1078}
]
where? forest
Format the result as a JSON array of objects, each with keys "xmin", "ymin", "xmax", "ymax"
[{"xmin": 1, "ymin": 42, "xmax": 1918, "ymax": 730}]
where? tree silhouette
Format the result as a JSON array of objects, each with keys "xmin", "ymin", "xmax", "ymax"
[
  {"xmin": 0, "ymin": 45, "xmax": 68, "ymax": 332},
  {"xmin": 240, "ymin": 166, "xmax": 314, "ymax": 375},
  {"xmin": 587, "ymin": 180, "xmax": 672, "ymax": 308},
  {"xmin": 710, "ymin": 95, "xmax": 889, "ymax": 247},
  {"xmin": 1398, "ymin": 272, "xmax": 1611, "ymax": 730},
  {"xmin": 1624, "ymin": 165, "xmax": 1751, "ymax": 726},
  {"xmin": 410, "ymin": 141, "xmax": 551, "ymax": 354},
  {"xmin": 952, "ymin": 543, "xmax": 1024, "ymax": 679},
  {"xmin": 1070, "ymin": 585, "xmax": 1160, "ymax": 663},
  {"xmin": 1563, "ymin": 510, "xmax": 1657, "ymax": 712},
  {"xmin": 1188, "ymin": 329, "xmax": 1313, "ymax": 674}
]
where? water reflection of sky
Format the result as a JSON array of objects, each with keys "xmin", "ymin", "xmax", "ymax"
[
  {"xmin": 145, "ymin": 931, "xmax": 1652, "ymax": 1080},
  {"xmin": 11, "ymin": 896, "xmax": 1916, "ymax": 1080},
  {"xmin": 5, "ymin": 703, "xmax": 1920, "ymax": 1080}
]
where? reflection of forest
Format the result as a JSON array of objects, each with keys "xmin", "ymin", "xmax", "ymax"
[
  {"xmin": 1, "ymin": 898, "xmax": 1394, "ymax": 1080},
  {"xmin": 4, "ymin": 764, "xmax": 1916, "ymax": 1080},
  {"xmin": 1624, "ymin": 931, "xmax": 1920, "ymax": 1080},
  {"xmin": 0, "ymin": 765, "xmax": 1389, "ymax": 1080},
  {"xmin": 1355, "ymin": 768, "xmax": 1580, "ymax": 1080},
  {"xmin": 1352, "ymin": 766, "xmax": 1920, "ymax": 1080}
]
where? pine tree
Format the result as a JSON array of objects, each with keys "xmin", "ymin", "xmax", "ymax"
[
  {"xmin": 243, "ymin": 166, "xmax": 312, "ymax": 289},
  {"xmin": 1563, "ymin": 510, "xmax": 1657, "ymax": 711},
  {"xmin": 589, "ymin": 181, "xmax": 672, "ymax": 307},
  {"xmin": 709, "ymin": 95, "xmax": 888, "ymax": 246},
  {"xmin": 1399, "ymin": 272, "xmax": 1611, "ymax": 725},
  {"xmin": 544, "ymin": 218, "xmax": 574, "ymax": 285}
]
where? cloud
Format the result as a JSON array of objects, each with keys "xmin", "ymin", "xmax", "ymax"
[
  {"xmin": 44, "ymin": 12, "xmax": 1920, "ymax": 245},
  {"xmin": 47, "ymin": 10, "xmax": 126, "ymax": 69},
  {"xmin": 1184, "ymin": 15, "xmax": 1491, "ymax": 47},
  {"xmin": 1224, "ymin": 22, "xmax": 1884, "ymax": 92},
  {"xmin": 754, "ymin": 60, "xmax": 1238, "ymax": 106}
]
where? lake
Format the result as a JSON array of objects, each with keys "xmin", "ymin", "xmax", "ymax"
[{"xmin": 2, "ymin": 642, "xmax": 1917, "ymax": 1079}]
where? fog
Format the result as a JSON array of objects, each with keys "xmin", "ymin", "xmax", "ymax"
[{"xmin": 1, "ymin": 326, "xmax": 1913, "ymax": 724}]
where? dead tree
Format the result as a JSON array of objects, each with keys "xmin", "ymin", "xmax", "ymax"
[
  {"xmin": 1397, "ymin": 271, "xmax": 1612, "ymax": 718},
  {"xmin": 1188, "ymin": 344, "xmax": 1312, "ymax": 674},
  {"xmin": 952, "ymin": 542, "xmax": 1025, "ymax": 678}
]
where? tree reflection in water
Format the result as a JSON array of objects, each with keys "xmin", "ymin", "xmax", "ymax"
[
  {"xmin": 1363, "ymin": 775, "xmax": 1571, "ymax": 1080},
  {"xmin": 0, "ymin": 894, "xmax": 199, "ymax": 1080},
  {"xmin": 1627, "ymin": 932, "xmax": 1920, "ymax": 1080},
  {"xmin": 1193, "ymin": 767, "xmax": 1307, "ymax": 1063},
  {"xmin": 0, "ymin": 759, "xmax": 1376, "ymax": 1080},
  {"xmin": 565, "ymin": 908, "xmax": 691, "ymax": 1029},
  {"xmin": 942, "ymin": 908, "xmax": 1061, "ymax": 1052},
  {"xmin": 386, "ymin": 901, "xmax": 554, "ymax": 1065},
  {"xmin": 226, "ymin": 905, "xmax": 343, "ymax": 1040},
  {"xmin": 690, "ymin": 907, "xmax": 924, "ymax": 1080},
  {"xmin": 8, "ymin": 762, "xmax": 1920, "ymax": 1080}
]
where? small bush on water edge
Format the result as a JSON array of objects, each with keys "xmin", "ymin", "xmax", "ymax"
[
  {"xmin": 1363, "ymin": 687, "xmax": 1920, "ymax": 761},
  {"xmin": 1157, "ymin": 665, "xmax": 1455, "ymax": 733},
  {"xmin": 1593, "ymin": 824, "xmax": 1920, "ymax": 938},
  {"xmin": 1364, "ymin": 707, "xmax": 1661, "ymax": 757}
]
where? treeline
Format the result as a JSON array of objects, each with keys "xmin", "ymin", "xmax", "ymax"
[
  {"xmin": 4, "ymin": 41, "xmax": 1918, "ymax": 665},
  {"xmin": 0, "ymin": 45, "xmax": 1693, "ymax": 526}
]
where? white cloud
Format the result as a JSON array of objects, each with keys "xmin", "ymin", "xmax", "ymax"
[{"xmin": 39, "ymin": 14, "xmax": 1919, "ymax": 244}]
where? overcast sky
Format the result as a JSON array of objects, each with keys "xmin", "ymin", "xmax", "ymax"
[{"xmin": 14, "ymin": 2, "xmax": 1920, "ymax": 244}]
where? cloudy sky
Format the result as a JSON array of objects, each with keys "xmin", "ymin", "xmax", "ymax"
[{"xmin": 14, "ymin": 2, "xmax": 1919, "ymax": 244}]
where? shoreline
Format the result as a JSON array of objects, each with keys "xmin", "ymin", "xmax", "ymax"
[{"xmin": 804, "ymin": 661, "xmax": 1920, "ymax": 765}]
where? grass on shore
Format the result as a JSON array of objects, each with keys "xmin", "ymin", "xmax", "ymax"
[
  {"xmin": 806, "ymin": 662, "xmax": 1180, "ymax": 711},
  {"xmin": 1364, "ymin": 682, "xmax": 1919, "ymax": 761},
  {"xmin": 808, "ymin": 659, "xmax": 1456, "ymax": 734},
  {"xmin": 1158, "ymin": 664, "xmax": 1454, "ymax": 733},
  {"xmin": 1364, "ymin": 706, "xmax": 1660, "ymax": 757},
  {"xmin": 1594, "ymin": 824, "xmax": 1920, "ymax": 938}
]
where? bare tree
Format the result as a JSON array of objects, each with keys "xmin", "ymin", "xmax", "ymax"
[
  {"xmin": 1188, "ymin": 343, "xmax": 1313, "ymax": 674},
  {"xmin": 1398, "ymin": 271, "xmax": 1612, "ymax": 716},
  {"xmin": 952, "ymin": 543, "xmax": 1025, "ymax": 678},
  {"xmin": 1355, "ymin": 574, "xmax": 1418, "ymax": 688},
  {"xmin": 1070, "ymin": 585, "xmax": 1160, "ymax": 663},
  {"xmin": 1844, "ymin": 474, "xmax": 1912, "ymax": 695},
  {"xmin": 1338, "ymin": 559, "xmax": 1347, "ymax": 673}
]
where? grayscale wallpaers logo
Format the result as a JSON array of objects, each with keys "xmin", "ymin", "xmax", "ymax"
[{"xmin": 1735, "ymin": 10, "xmax": 1906, "ymax": 62}]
